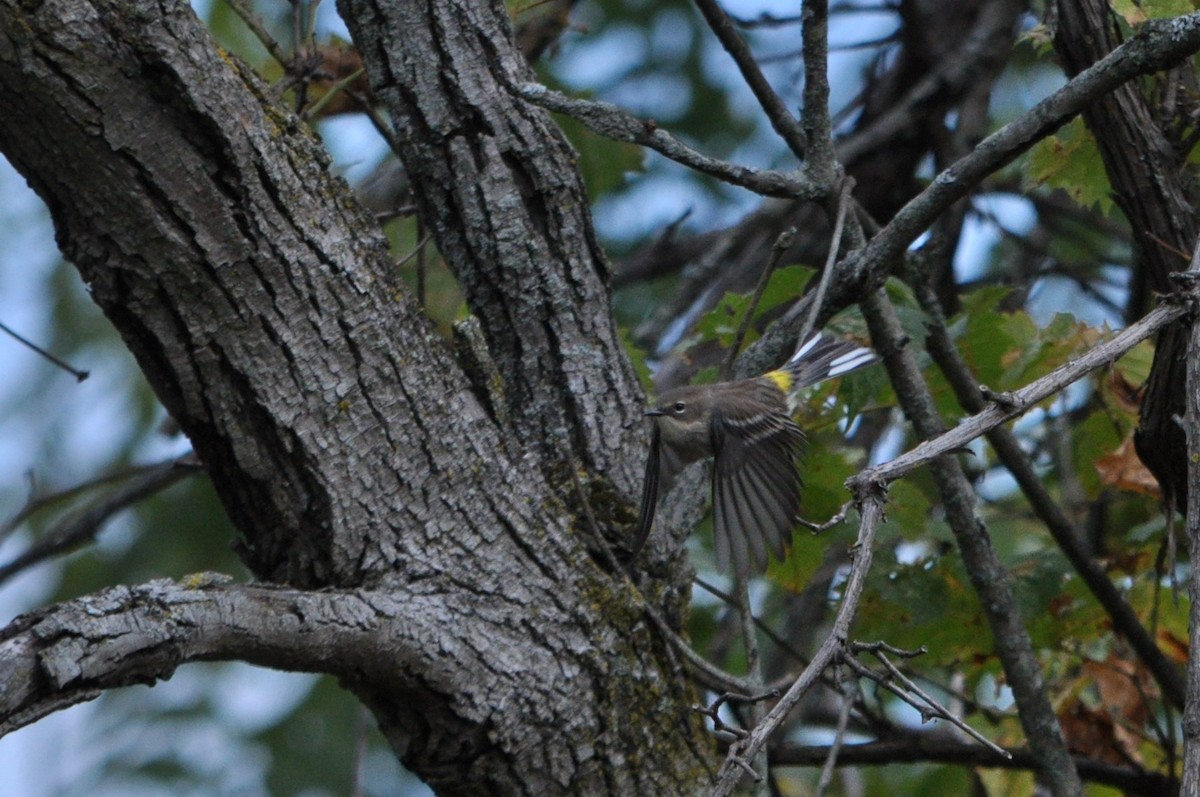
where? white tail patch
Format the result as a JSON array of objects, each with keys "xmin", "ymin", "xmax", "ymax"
[
  {"xmin": 828, "ymin": 348, "xmax": 876, "ymax": 376},
  {"xmin": 787, "ymin": 332, "xmax": 823, "ymax": 364}
]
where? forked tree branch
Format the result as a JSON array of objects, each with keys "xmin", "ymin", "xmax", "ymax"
[
  {"xmin": 746, "ymin": 11, "xmax": 1200, "ymax": 377},
  {"xmin": 517, "ymin": 84, "xmax": 820, "ymax": 199},
  {"xmin": 857, "ymin": 289, "xmax": 1083, "ymax": 795},
  {"xmin": 710, "ymin": 486, "xmax": 886, "ymax": 794},
  {"xmin": 0, "ymin": 580, "xmax": 395, "ymax": 736}
]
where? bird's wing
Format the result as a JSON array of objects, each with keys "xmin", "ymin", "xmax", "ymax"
[
  {"xmin": 630, "ymin": 426, "xmax": 687, "ymax": 564},
  {"xmin": 710, "ymin": 408, "xmax": 805, "ymax": 578}
]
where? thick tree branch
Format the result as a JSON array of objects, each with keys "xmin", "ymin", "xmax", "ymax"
[
  {"xmin": 0, "ymin": 579, "xmax": 358, "ymax": 736},
  {"xmin": 0, "ymin": 567, "xmax": 710, "ymax": 794}
]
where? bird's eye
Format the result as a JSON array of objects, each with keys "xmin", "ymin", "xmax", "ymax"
[{"xmin": 672, "ymin": 401, "xmax": 686, "ymax": 413}]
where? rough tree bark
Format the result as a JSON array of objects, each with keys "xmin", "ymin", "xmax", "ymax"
[
  {"xmin": 0, "ymin": 0, "xmax": 709, "ymax": 794},
  {"xmin": 6, "ymin": 0, "xmax": 1200, "ymax": 792}
]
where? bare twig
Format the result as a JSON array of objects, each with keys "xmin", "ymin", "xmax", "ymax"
[
  {"xmin": 644, "ymin": 605, "xmax": 757, "ymax": 695},
  {"xmin": 225, "ymin": 0, "xmax": 290, "ymax": 68},
  {"xmin": 851, "ymin": 295, "xmax": 1191, "ymax": 491},
  {"xmin": 300, "ymin": 67, "xmax": 366, "ymax": 120},
  {"xmin": 731, "ymin": 567, "xmax": 767, "ymax": 793},
  {"xmin": 396, "ymin": 230, "xmax": 433, "ymax": 268},
  {"xmin": 846, "ymin": 644, "xmax": 1011, "ymax": 758},
  {"xmin": 0, "ymin": 321, "xmax": 88, "ymax": 382},
  {"xmin": 516, "ymin": 84, "xmax": 818, "ymax": 199},
  {"xmin": 796, "ymin": 499, "xmax": 853, "ymax": 533},
  {"xmin": 813, "ymin": 665, "xmax": 856, "ymax": 797},
  {"xmin": 720, "ymin": 228, "xmax": 796, "ymax": 381},
  {"xmin": 711, "ymin": 485, "xmax": 886, "ymax": 795},
  {"xmin": 0, "ymin": 457, "xmax": 201, "ymax": 585},
  {"xmin": 557, "ymin": 441, "xmax": 622, "ymax": 574},
  {"xmin": 798, "ymin": 177, "xmax": 855, "ymax": 348},
  {"xmin": 694, "ymin": 577, "xmax": 811, "ymax": 669},
  {"xmin": 691, "ymin": 0, "xmax": 810, "ymax": 163},
  {"xmin": 696, "ymin": 689, "xmax": 781, "ymax": 743}
]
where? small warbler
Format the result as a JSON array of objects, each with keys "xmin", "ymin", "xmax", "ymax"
[{"xmin": 633, "ymin": 332, "xmax": 877, "ymax": 578}]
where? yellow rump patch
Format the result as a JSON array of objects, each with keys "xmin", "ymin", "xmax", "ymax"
[{"xmin": 764, "ymin": 370, "xmax": 792, "ymax": 393}]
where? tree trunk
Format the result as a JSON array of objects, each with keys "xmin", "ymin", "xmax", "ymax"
[{"xmin": 0, "ymin": 0, "xmax": 710, "ymax": 792}]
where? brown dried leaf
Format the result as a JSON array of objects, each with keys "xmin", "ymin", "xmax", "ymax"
[{"xmin": 1095, "ymin": 435, "xmax": 1161, "ymax": 497}]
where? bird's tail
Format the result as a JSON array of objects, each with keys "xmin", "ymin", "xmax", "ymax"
[{"xmin": 782, "ymin": 331, "xmax": 877, "ymax": 390}]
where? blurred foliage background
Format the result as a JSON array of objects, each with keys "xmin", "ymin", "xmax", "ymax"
[{"xmin": 0, "ymin": 0, "xmax": 1191, "ymax": 794}]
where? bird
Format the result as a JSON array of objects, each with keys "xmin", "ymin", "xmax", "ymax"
[{"xmin": 632, "ymin": 331, "xmax": 878, "ymax": 578}]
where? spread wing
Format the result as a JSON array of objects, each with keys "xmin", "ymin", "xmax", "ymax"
[
  {"xmin": 710, "ymin": 407, "xmax": 805, "ymax": 578},
  {"xmin": 629, "ymin": 426, "xmax": 687, "ymax": 564}
]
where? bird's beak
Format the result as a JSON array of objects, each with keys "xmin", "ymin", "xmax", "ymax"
[{"xmin": 644, "ymin": 408, "xmax": 664, "ymax": 417}]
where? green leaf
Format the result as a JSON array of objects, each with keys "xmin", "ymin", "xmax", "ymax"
[
  {"xmin": 854, "ymin": 553, "xmax": 993, "ymax": 668},
  {"xmin": 1112, "ymin": 0, "xmax": 1197, "ymax": 24},
  {"xmin": 1026, "ymin": 117, "xmax": 1114, "ymax": 214},
  {"xmin": 693, "ymin": 265, "xmax": 814, "ymax": 350}
]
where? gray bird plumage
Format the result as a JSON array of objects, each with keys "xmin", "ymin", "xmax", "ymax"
[{"xmin": 632, "ymin": 332, "xmax": 877, "ymax": 578}]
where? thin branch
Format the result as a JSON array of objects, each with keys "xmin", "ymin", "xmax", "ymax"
[
  {"xmin": 515, "ymin": 84, "xmax": 819, "ymax": 199},
  {"xmin": 0, "ymin": 321, "xmax": 88, "ymax": 381},
  {"xmin": 731, "ymin": 568, "xmax": 766, "ymax": 792},
  {"xmin": 857, "ymin": 288, "xmax": 1082, "ymax": 794},
  {"xmin": 696, "ymin": 689, "xmax": 779, "ymax": 742},
  {"xmin": 0, "ymin": 457, "xmax": 201, "ymax": 586},
  {"xmin": 798, "ymin": 177, "xmax": 854, "ymax": 348},
  {"xmin": 0, "ymin": 460, "xmax": 187, "ymax": 545},
  {"xmin": 644, "ymin": 602, "xmax": 758, "ymax": 695},
  {"xmin": 812, "ymin": 665, "xmax": 855, "ymax": 797},
  {"xmin": 691, "ymin": 0, "xmax": 811, "ymax": 163},
  {"xmin": 300, "ymin": 66, "xmax": 366, "ymax": 120},
  {"xmin": 710, "ymin": 485, "xmax": 886, "ymax": 795},
  {"xmin": 720, "ymin": 227, "xmax": 795, "ymax": 381},
  {"xmin": 850, "ymin": 294, "xmax": 1191, "ymax": 490},
  {"xmin": 773, "ymin": 738, "xmax": 1174, "ymax": 795},
  {"xmin": 225, "ymin": 0, "xmax": 291, "ymax": 68},
  {"xmin": 846, "ymin": 643, "xmax": 1010, "ymax": 758},
  {"xmin": 694, "ymin": 577, "xmax": 811, "ymax": 670},
  {"xmin": 395, "ymin": 230, "xmax": 433, "ymax": 268},
  {"xmin": 798, "ymin": 497, "xmax": 859, "ymax": 535}
]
